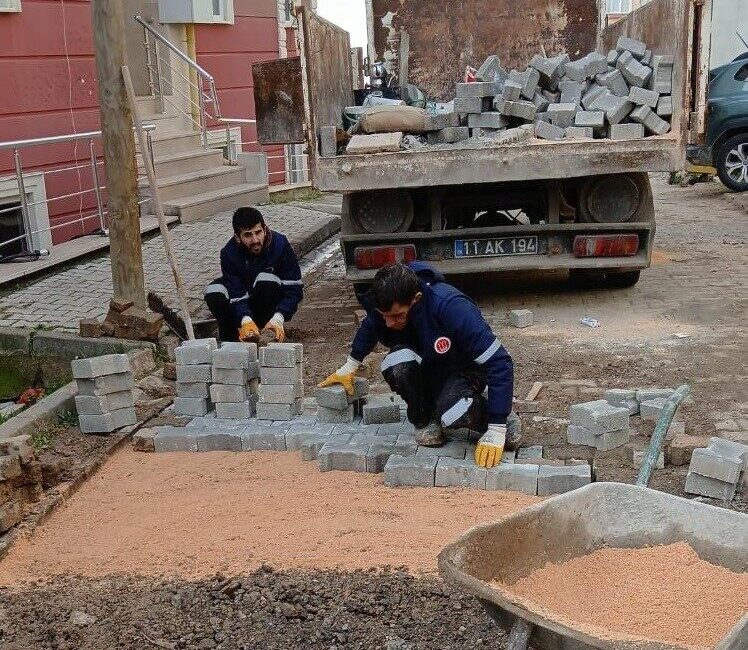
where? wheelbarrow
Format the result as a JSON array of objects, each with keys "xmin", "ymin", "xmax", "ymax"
[{"xmin": 438, "ymin": 386, "xmax": 748, "ymax": 650}]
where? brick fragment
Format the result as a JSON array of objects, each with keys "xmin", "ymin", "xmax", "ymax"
[
  {"xmin": 132, "ymin": 428, "xmax": 156, "ymax": 452},
  {"xmin": 79, "ymin": 318, "xmax": 102, "ymax": 338}
]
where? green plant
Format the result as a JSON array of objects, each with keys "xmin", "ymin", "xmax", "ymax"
[
  {"xmin": 57, "ymin": 409, "xmax": 79, "ymax": 428},
  {"xmin": 31, "ymin": 426, "xmax": 57, "ymax": 452}
]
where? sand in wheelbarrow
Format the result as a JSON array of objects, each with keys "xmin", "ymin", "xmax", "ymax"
[{"xmin": 492, "ymin": 542, "xmax": 747, "ymax": 650}]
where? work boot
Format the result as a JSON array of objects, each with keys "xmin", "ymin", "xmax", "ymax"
[
  {"xmin": 415, "ymin": 421, "xmax": 444, "ymax": 447},
  {"xmin": 505, "ymin": 411, "xmax": 522, "ymax": 451}
]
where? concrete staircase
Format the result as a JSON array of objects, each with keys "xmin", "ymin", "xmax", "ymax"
[{"xmin": 137, "ymin": 106, "xmax": 269, "ymax": 223}]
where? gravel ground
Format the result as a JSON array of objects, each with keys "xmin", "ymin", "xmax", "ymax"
[{"xmin": 0, "ymin": 567, "xmax": 501, "ymax": 650}]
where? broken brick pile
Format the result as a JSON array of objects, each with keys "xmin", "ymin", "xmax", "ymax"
[
  {"xmin": 210, "ymin": 342, "xmax": 260, "ymax": 420},
  {"xmin": 72, "ymin": 354, "xmax": 136, "ymax": 434},
  {"xmin": 257, "ymin": 344, "xmax": 304, "ymax": 421},
  {"xmin": 686, "ymin": 437, "xmax": 748, "ymax": 501},
  {"xmin": 325, "ymin": 35, "xmax": 674, "ymax": 156},
  {"xmin": 79, "ymin": 298, "xmax": 163, "ymax": 342},
  {"xmin": 0, "ymin": 435, "xmax": 42, "ymax": 533}
]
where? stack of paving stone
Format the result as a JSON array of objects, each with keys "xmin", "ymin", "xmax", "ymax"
[
  {"xmin": 685, "ymin": 437, "xmax": 747, "ymax": 501},
  {"xmin": 174, "ymin": 338, "xmax": 217, "ymax": 417},
  {"xmin": 256, "ymin": 343, "xmax": 304, "ymax": 421},
  {"xmin": 210, "ymin": 342, "xmax": 260, "ymax": 420},
  {"xmin": 567, "ymin": 399, "xmax": 631, "ymax": 451},
  {"xmin": 315, "ymin": 378, "xmax": 370, "ymax": 424},
  {"xmin": 72, "ymin": 354, "xmax": 137, "ymax": 434},
  {"xmin": 635, "ymin": 387, "xmax": 676, "ymax": 422}
]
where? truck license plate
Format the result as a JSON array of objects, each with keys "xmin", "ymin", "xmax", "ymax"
[{"xmin": 454, "ymin": 236, "xmax": 540, "ymax": 258}]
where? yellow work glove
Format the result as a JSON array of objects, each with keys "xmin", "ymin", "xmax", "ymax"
[
  {"xmin": 317, "ymin": 356, "xmax": 360, "ymax": 396},
  {"xmin": 262, "ymin": 313, "xmax": 286, "ymax": 343},
  {"xmin": 475, "ymin": 424, "xmax": 507, "ymax": 468},
  {"xmin": 238, "ymin": 318, "xmax": 260, "ymax": 342}
]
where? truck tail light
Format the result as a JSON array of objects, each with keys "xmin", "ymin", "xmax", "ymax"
[
  {"xmin": 573, "ymin": 234, "xmax": 639, "ymax": 258},
  {"xmin": 354, "ymin": 244, "xmax": 417, "ymax": 270}
]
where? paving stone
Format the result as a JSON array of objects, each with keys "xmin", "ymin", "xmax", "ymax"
[
  {"xmin": 508, "ymin": 309, "xmax": 533, "ymax": 328},
  {"xmin": 559, "ymin": 80, "xmax": 583, "ymax": 105},
  {"xmin": 377, "ymin": 420, "xmax": 415, "ymax": 437},
  {"xmin": 689, "ymin": 447, "xmax": 743, "ymax": 484},
  {"xmin": 616, "ymin": 51, "xmax": 652, "ymax": 88},
  {"xmin": 212, "ymin": 342, "xmax": 257, "ymax": 369},
  {"xmin": 485, "ymin": 463, "xmax": 539, "ymax": 495},
  {"xmin": 581, "ymin": 83, "xmax": 607, "ymax": 110},
  {"xmin": 570, "ymin": 400, "xmax": 629, "ymax": 433},
  {"xmin": 315, "ymin": 385, "xmax": 351, "ymax": 410},
  {"xmin": 531, "ymin": 92, "xmax": 550, "ymax": 112},
  {"xmin": 495, "ymin": 99, "xmax": 537, "ymax": 121},
  {"xmin": 175, "ymin": 339, "xmax": 218, "ymax": 365},
  {"xmin": 300, "ymin": 433, "xmax": 352, "ymax": 461},
  {"xmin": 415, "ymin": 440, "xmax": 468, "ymax": 460},
  {"xmin": 628, "ymin": 86, "xmax": 659, "ymax": 108},
  {"xmin": 362, "ymin": 400, "xmax": 401, "ymax": 425},
  {"xmin": 656, "ymin": 95, "xmax": 673, "ymax": 117},
  {"xmin": 256, "ymin": 401, "xmax": 299, "ymax": 421},
  {"xmin": 176, "ymin": 364, "xmax": 212, "ymax": 384},
  {"xmin": 346, "ymin": 132, "xmax": 403, "ymax": 154},
  {"xmin": 174, "ymin": 397, "xmax": 210, "ymax": 417},
  {"xmin": 590, "ymin": 92, "xmax": 633, "ymax": 125},
  {"xmin": 640, "ymin": 398, "xmax": 668, "ymax": 422},
  {"xmin": 456, "ymin": 81, "xmax": 499, "ymax": 98},
  {"xmin": 427, "ymin": 127, "xmax": 470, "ymax": 145},
  {"xmin": 259, "ymin": 344, "xmax": 301, "ymax": 368},
  {"xmin": 384, "ymin": 455, "xmax": 437, "ymax": 487},
  {"xmin": 285, "ymin": 423, "xmax": 334, "ymax": 450},
  {"xmin": 616, "ymin": 36, "xmax": 647, "ymax": 59},
  {"xmin": 508, "ymin": 68, "xmax": 540, "ymax": 100},
  {"xmin": 567, "ymin": 424, "xmax": 630, "ymax": 451},
  {"xmin": 575, "ymin": 111, "xmax": 606, "ymax": 129},
  {"xmin": 394, "ymin": 434, "xmax": 418, "ymax": 457},
  {"xmin": 260, "ymin": 365, "xmax": 302, "ymax": 385},
  {"xmin": 548, "ymin": 103, "xmax": 578, "ymax": 128},
  {"xmin": 516, "ymin": 445, "xmax": 544, "ymax": 460},
  {"xmin": 366, "ymin": 443, "xmax": 397, "ymax": 473},
  {"xmin": 76, "ymin": 372, "xmax": 135, "ymax": 396},
  {"xmin": 468, "ymin": 112, "xmax": 509, "ymax": 130},
  {"xmin": 607, "ymin": 49, "xmax": 619, "ymax": 65},
  {"xmin": 210, "ymin": 367, "xmax": 247, "ymax": 385},
  {"xmin": 197, "ymin": 431, "xmax": 242, "ymax": 452},
  {"xmin": 537, "ymin": 464, "xmax": 591, "ymax": 495},
  {"xmin": 258, "ymin": 383, "xmax": 303, "ymax": 404},
  {"xmin": 501, "ymin": 81, "xmax": 522, "ymax": 101},
  {"xmin": 476, "ymin": 54, "xmax": 504, "ymax": 82},
  {"xmin": 71, "ymin": 354, "xmax": 130, "ymax": 379},
  {"xmin": 534, "ymin": 120, "xmax": 565, "ymax": 141},
  {"xmin": 565, "ymin": 127, "xmax": 594, "ymax": 139},
  {"xmin": 435, "ymin": 457, "xmax": 487, "ymax": 489},
  {"xmin": 685, "ymin": 472, "xmax": 737, "ymax": 501},
  {"xmin": 649, "ymin": 55, "xmax": 674, "ymax": 93},
  {"xmin": 454, "ymin": 96, "xmax": 485, "ymax": 114},
  {"xmin": 317, "ymin": 404, "xmax": 354, "ymax": 424},
  {"xmin": 154, "ymin": 426, "xmax": 200, "ymax": 452},
  {"xmin": 74, "ymin": 390, "xmax": 134, "ymax": 415},
  {"xmin": 636, "ymin": 388, "xmax": 675, "ymax": 403},
  {"xmin": 241, "ymin": 427, "xmax": 286, "ymax": 452},
  {"xmin": 132, "ymin": 428, "xmax": 156, "ymax": 452},
  {"xmin": 318, "ymin": 442, "xmax": 368, "ymax": 472},
  {"xmin": 597, "ymin": 69, "xmax": 629, "ymax": 97},
  {"xmin": 215, "ymin": 400, "xmax": 254, "ymax": 419},
  {"xmin": 176, "ymin": 382, "xmax": 210, "ymax": 399},
  {"xmin": 78, "ymin": 406, "xmax": 137, "ymax": 434}
]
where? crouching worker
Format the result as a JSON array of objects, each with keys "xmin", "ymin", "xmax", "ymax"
[
  {"xmin": 204, "ymin": 207, "xmax": 303, "ymax": 344},
  {"xmin": 319, "ymin": 262, "xmax": 520, "ymax": 468}
]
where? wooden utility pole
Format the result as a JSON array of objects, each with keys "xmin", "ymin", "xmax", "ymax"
[{"xmin": 92, "ymin": 0, "xmax": 146, "ymax": 309}]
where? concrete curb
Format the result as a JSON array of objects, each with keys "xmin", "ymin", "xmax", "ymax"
[
  {"xmin": 0, "ymin": 327, "xmax": 155, "ymax": 360},
  {"xmin": 0, "ymin": 381, "xmax": 77, "ymax": 440},
  {"xmin": 289, "ymin": 214, "xmax": 341, "ymax": 259}
]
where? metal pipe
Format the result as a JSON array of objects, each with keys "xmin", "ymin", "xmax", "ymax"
[
  {"xmin": 0, "ymin": 124, "xmax": 155, "ymax": 151},
  {"xmin": 154, "ymin": 39, "xmax": 165, "ymax": 113},
  {"xmin": 12, "ymin": 148, "xmax": 33, "ymax": 252},
  {"xmin": 198, "ymin": 78, "xmax": 208, "ymax": 147},
  {"xmin": 144, "ymin": 28, "xmax": 156, "ymax": 97},
  {"xmin": 146, "ymin": 130, "xmax": 156, "ymax": 181},
  {"xmin": 636, "ymin": 384, "xmax": 691, "ymax": 487},
  {"xmin": 89, "ymin": 139, "xmax": 106, "ymax": 234}
]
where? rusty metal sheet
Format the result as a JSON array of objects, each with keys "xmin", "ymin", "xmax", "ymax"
[
  {"xmin": 370, "ymin": 0, "xmax": 598, "ymax": 101},
  {"xmin": 252, "ymin": 57, "xmax": 305, "ymax": 145},
  {"xmin": 601, "ymin": 0, "xmax": 691, "ymax": 149}
]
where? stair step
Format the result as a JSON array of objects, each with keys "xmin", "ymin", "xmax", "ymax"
[
  {"xmin": 139, "ymin": 148, "xmax": 226, "ymax": 177},
  {"xmin": 140, "ymin": 165, "xmax": 248, "ymax": 201},
  {"xmin": 164, "ymin": 183, "xmax": 270, "ymax": 223},
  {"xmin": 142, "ymin": 131, "xmax": 203, "ymax": 157}
]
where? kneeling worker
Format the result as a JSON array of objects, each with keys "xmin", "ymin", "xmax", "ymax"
[
  {"xmin": 204, "ymin": 207, "xmax": 303, "ymax": 344},
  {"xmin": 319, "ymin": 262, "xmax": 519, "ymax": 468}
]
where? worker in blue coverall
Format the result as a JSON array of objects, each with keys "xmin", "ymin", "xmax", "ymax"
[
  {"xmin": 204, "ymin": 207, "xmax": 303, "ymax": 344},
  {"xmin": 319, "ymin": 262, "xmax": 521, "ymax": 468}
]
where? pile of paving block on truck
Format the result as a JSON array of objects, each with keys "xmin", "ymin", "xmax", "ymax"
[{"xmin": 320, "ymin": 36, "xmax": 675, "ymax": 156}]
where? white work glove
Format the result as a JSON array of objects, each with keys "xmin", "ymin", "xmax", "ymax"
[
  {"xmin": 474, "ymin": 423, "xmax": 507, "ymax": 468},
  {"xmin": 268, "ymin": 312, "xmax": 285, "ymax": 328},
  {"xmin": 318, "ymin": 356, "xmax": 362, "ymax": 395},
  {"xmin": 261, "ymin": 312, "xmax": 286, "ymax": 343}
]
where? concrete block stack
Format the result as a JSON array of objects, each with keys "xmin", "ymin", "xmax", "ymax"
[
  {"xmin": 210, "ymin": 342, "xmax": 259, "ymax": 420},
  {"xmin": 72, "ymin": 354, "xmax": 137, "ymax": 434},
  {"xmin": 315, "ymin": 378, "xmax": 369, "ymax": 424},
  {"xmin": 257, "ymin": 343, "xmax": 304, "ymax": 421},
  {"xmin": 567, "ymin": 400, "xmax": 630, "ymax": 451},
  {"xmin": 685, "ymin": 437, "xmax": 747, "ymax": 501},
  {"xmin": 174, "ymin": 338, "xmax": 217, "ymax": 417}
]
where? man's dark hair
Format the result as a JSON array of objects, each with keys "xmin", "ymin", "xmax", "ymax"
[
  {"xmin": 370, "ymin": 263, "xmax": 420, "ymax": 311},
  {"xmin": 232, "ymin": 207, "xmax": 265, "ymax": 235}
]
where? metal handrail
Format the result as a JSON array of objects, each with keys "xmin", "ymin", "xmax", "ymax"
[{"xmin": 0, "ymin": 124, "xmax": 156, "ymax": 151}]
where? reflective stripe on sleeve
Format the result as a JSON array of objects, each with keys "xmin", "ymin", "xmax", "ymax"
[
  {"xmin": 381, "ymin": 348, "xmax": 423, "ymax": 372},
  {"xmin": 475, "ymin": 338, "xmax": 502, "ymax": 365},
  {"xmin": 441, "ymin": 397, "xmax": 474, "ymax": 427}
]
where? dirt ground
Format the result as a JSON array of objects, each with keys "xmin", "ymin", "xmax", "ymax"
[{"xmin": 0, "ymin": 176, "xmax": 745, "ymax": 649}]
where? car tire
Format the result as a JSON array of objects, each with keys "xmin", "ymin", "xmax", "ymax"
[{"xmin": 715, "ymin": 134, "xmax": 748, "ymax": 192}]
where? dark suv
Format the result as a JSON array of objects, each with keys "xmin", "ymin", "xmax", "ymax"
[{"xmin": 688, "ymin": 54, "xmax": 748, "ymax": 192}]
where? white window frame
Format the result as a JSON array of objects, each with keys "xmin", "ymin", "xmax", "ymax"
[
  {"xmin": 0, "ymin": 173, "xmax": 52, "ymax": 251},
  {"xmin": 211, "ymin": 0, "xmax": 234, "ymax": 24},
  {"xmin": 606, "ymin": 0, "xmax": 631, "ymax": 12},
  {"xmin": 0, "ymin": 1, "xmax": 22, "ymax": 13}
]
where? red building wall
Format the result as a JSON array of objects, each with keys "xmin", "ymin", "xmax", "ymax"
[
  {"xmin": 195, "ymin": 0, "xmax": 287, "ymax": 185},
  {"xmin": 0, "ymin": 0, "xmax": 103, "ymax": 245}
]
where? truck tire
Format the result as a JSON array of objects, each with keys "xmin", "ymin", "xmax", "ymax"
[
  {"xmin": 577, "ymin": 173, "xmax": 654, "ymax": 223},
  {"xmin": 715, "ymin": 134, "xmax": 748, "ymax": 192},
  {"xmin": 346, "ymin": 189, "xmax": 414, "ymax": 234},
  {"xmin": 569, "ymin": 269, "xmax": 641, "ymax": 289}
]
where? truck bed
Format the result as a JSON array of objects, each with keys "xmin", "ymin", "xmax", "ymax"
[{"xmin": 315, "ymin": 134, "xmax": 681, "ymax": 192}]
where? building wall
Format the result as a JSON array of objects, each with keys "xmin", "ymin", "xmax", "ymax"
[
  {"xmin": 710, "ymin": 0, "xmax": 748, "ymax": 67},
  {"xmin": 195, "ymin": 0, "xmax": 287, "ymax": 184}
]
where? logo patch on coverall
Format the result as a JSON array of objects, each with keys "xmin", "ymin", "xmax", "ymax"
[{"xmin": 434, "ymin": 337, "xmax": 451, "ymax": 354}]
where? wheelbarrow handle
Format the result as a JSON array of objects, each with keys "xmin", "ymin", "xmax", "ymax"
[{"xmin": 636, "ymin": 384, "xmax": 691, "ymax": 487}]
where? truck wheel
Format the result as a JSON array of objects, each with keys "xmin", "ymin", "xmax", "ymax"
[
  {"xmin": 715, "ymin": 134, "xmax": 748, "ymax": 192},
  {"xmin": 577, "ymin": 173, "xmax": 654, "ymax": 223}
]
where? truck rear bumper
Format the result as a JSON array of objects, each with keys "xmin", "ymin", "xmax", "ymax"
[{"xmin": 342, "ymin": 221, "xmax": 655, "ymax": 281}]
